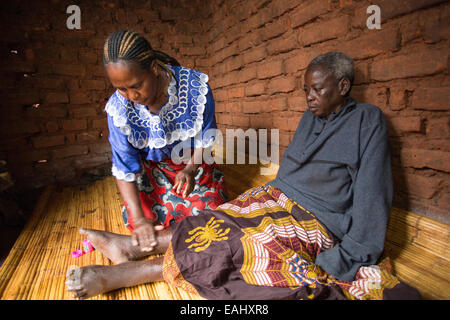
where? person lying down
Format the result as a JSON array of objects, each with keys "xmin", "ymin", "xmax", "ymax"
[{"xmin": 66, "ymin": 52, "xmax": 421, "ymax": 300}]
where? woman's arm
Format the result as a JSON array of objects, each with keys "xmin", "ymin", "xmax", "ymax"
[{"xmin": 116, "ymin": 179, "xmax": 163, "ymax": 252}]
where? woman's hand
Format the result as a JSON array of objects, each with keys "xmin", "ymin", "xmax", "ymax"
[
  {"xmin": 173, "ymin": 166, "xmax": 197, "ymax": 198},
  {"xmin": 131, "ymin": 217, "xmax": 164, "ymax": 252}
]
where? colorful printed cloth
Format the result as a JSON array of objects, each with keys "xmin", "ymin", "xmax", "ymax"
[
  {"xmin": 122, "ymin": 159, "xmax": 227, "ymax": 230},
  {"xmin": 163, "ymin": 186, "xmax": 421, "ymax": 300}
]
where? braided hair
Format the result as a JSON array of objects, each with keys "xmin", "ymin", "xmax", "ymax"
[{"xmin": 103, "ymin": 30, "xmax": 180, "ymax": 80}]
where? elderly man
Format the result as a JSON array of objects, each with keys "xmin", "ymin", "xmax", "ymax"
[{"xmin": 66, "ymin": 52, "xmax": 420, "ymax": 300}]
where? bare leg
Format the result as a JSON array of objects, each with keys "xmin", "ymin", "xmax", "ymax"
[
  {"xmin": 79, "ymin": 227, "xmax": 172, "ymax": 264},
  {"xmin": 66, "ymin": 257, "xmax": 164, "ymax": 299}
]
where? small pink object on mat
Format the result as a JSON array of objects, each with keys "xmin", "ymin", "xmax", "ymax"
[
  {"xmin": 71, "ymin": 250, "xmax": 84, "ymax": 258},
  {"xmin": 71, "ymin": 239, "xmax": 95, "ymax": 258},
  {"xmin": 82, "ymin": 239, "xmax": 94, "ymax": 253}
]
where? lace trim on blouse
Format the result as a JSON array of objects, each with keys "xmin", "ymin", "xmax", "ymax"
[{"xmin": 105, "ymin": 65, "xmax": 210, "ymax": 150}]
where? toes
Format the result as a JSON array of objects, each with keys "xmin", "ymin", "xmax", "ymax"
[{"xmin": 72, "ymin": 288, "xmax": 87, "ymax": 299}]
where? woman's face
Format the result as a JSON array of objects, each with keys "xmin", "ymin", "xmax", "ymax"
[
  {"xmin": 303, "ymin": 65, "xmax": 349, "ymax": 119},
  {"xmin": 106, "ymin": 61, "xmax": 158, "ymax": 106}
]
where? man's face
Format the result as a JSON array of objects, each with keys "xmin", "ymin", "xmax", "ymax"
[{"xmin": 303, "ymin": 65, "xmax": 346, "ymax": 119}]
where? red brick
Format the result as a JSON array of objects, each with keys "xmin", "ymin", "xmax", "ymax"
[
  {"xmin": 266, "ymin": 34, "xmax": 299, "ymax": 56},
  {"xmin": 228, "ymin": 102, "xmax": 242, "ymax": 114},
  {"xmin": 44, "ymin": 92, "xmax": 69, "ymax": 104},
  {"xmin": 179, "ymin": 46, "xmax": 206, "ymax": 57},
  {"xmin": 268, "ymin": 76, "xmax": 298, "ymax": 94},
  {"xmin": 257, "ymin": 60, "xmax": 284, "ymax": 79},
  {"xmin": 284, "ymin": 50, "xmax": 314, "ymax": 73},
  {"xmin": 6, "ymin": 91, "xmax": 40, "ymax": 105},
  {"xmin": 81, "ymin": 79, "xmax": 106, "ymax": 91},
  {"xmin": 298, "ymin": 16, "xmax": 349, "ymax": 46},
  {"xmin": 70, "ymin": 92, "xmax": 92, "ymax": 104},
  {"xmin": 278, "ymin": 131, "xmax": 293, "ymax": 147},
  {"xmin": 46, "ymin": 121, "xmax": 59, "ymax": 133},
  {"xmin": 0, "ymin": 120, "xmax": 40, "ymax": 136},
  {"xmin": 223, "ymin": 56, "xmax": 243, "ymax": 73},
  {"xmin": 287, "ymin": 95, "xmax": 307, "ymax": 112},
  {"xmin": 213, "ymin": 88, "xmax": 228, "ymax": 102},
  {"xmin": 52, "ymin": 63, "xmax": 86, "ymax": 77},
  {"xmin": 389, "ymin": 116, "xmax": 422, "ymax": 135},
  {"xmin": 89, "ymin": 142, "xmax": 112, "ymax": 154},
  {"xmin": 402, "ymin": 173, "xmax": 443, "ymax": 199},
  {"xmin": 352, "ymin": 86, "xmax": 388, "ymax": 110},
  {"xmin": 216, "ymin": 113, "xmax": 232, "ymax": 125},
  {"xmin": 370, "ymin": 49, "xmax": 448, "ymax": 81},
  {"xmin": 243, "ymin": 46, "xmax": 267, "ymax": 65},
  {"xmin": 411, "ymin": 87, "xmax": 450, "ymax": 111},
  {"xmin": 32, "ymin": 135, "xmax": 65, "ymax": 148},
  {"xmin": 91, "ymin": 118, "xmax": 108, "ymax": 129},
  {"xmin": 289, "ymin": 0, "xmax": 330, "ymax": 28},
  {"xmin": 228, "ymin": 86, "xmax": 245, "ymax": 99},
  {"xmin": 401, "ymin": 148, "xmax": 450, "ymax": 172},
  {"xmin": 51, "ymin": 145, "xmax": 89, "ymax": 159},
  {"xmin": 389, "ymin": 86, "xmax": 407, "ymax": 111},
  {"xmin": 426, "ymin": 117, "xmax": 449, "ymax": 139},
  {"xmin": 33, "ymin": 76, "xmax": 65, "ymax": 89},
  {"xmin": 238, "ymin": 66, "xmax": 258, "ymax": 83},
  {"xmin": 76, "ymin": 130, "xmax": 100, "ymax": 142},
  {"xmin": 260, "ymin": 16, "xmax": 289, "ymax": 41},
  {"xmin": 73, "ymin": 154, "xmax": 109, "ymax": 170},
  {"xmin": 245, "ymin": 82, "xmax": 267, "ymax": 97},
  {"xmin": 242, "ymin": 100, "xmax": 269, "ymax": 114},
  {"xmin": 79, "ymin": 49, "xmax": 98, "ymax": 64},
  {"xmin": 343, "ymin": 27, "xmax": 400, "ymax": 60},
  {"xmin": 62, "ymin": 119, "xmax": 87, "ymax": 131},
  {"xmin": 249, "ymin": 114, "xmax": 272, "ymax": 129},
  {"xmin": 70, "ymin": 106, "xmax": 99, "ymax": 118},
  {"xmin": 243, "ymin": 7, "xmax": 272, "ymax": 32},
  {"xmin": 238, "ymin": 31, "xmax": 262, "ymax": 52},
  {"xmin": 352, "ymin": 0, "xmax": 446, "ymax": 28},
  {"xmin": 269, "ymin": 97, "xmax": 288, "ymax": 112},
  {"xmin": 231, "ymin": 114, "xmax": 250, "ymax": 127},
  {"xmin": 25, "ymin": 105, "xmax": 67, "ymax": 119}
]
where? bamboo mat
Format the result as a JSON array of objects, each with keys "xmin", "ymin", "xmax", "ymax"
[
  {"xmin": 1, "ymin": 154, "xmax": 449, "ymax": 299},
  {"xmin": 0, "ymin": 176, "xmax": 204, "ymax": 300}
]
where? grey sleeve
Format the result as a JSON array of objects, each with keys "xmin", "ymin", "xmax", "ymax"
[{"xmin": 315, "ymin": 117, "xmax": 393, "ymax": 281}]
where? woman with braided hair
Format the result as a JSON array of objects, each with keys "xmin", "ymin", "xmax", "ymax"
[{"xmin": 99, "ymin": 30, "xmax": 227, "ymax": 253}]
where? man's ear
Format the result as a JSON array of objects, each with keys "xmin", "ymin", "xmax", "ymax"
[{"xmin": 339, "ymin": 77, "xmax": 351, "ymax": 96}]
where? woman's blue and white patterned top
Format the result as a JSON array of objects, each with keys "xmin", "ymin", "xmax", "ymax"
[{"xmin": 105, "ymin": 64, "xmax": 217, "ymax": 182}]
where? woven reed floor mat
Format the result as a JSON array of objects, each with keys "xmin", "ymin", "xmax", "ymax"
[
  {"xmin": 0, "ymin": 176, "xmax": 204, "ymax": 300},
  {"xmin": 1, "ymin": 164, "xmax": 449, "ymax": 300}
]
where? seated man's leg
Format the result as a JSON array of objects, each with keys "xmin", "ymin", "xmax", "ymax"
[
  {"xmin": 79, "ymin": 227, "xmax": 172, "ymax": 264},
  {"xmin": 66, "ymin": 257, "xmax": 164, "ymax": 299},
  {"xmin": 65, "ymin": 227, "xmax": 172, "ymax": 299}
]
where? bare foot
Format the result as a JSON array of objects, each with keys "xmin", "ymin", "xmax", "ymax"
[
  {"xmin": 65, "ymin": 259, "xmax": 164, "ymax": 299},
  {"xmin": 79, "ymin": 228, "xmax": 147, "ymax": 264},
  {"xmin": 66, "ymin": 265, "xmax": 115, "ymax": 299}
]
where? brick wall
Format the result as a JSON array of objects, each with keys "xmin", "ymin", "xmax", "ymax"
[
  {"xmin": 206, "ymin": 0, "xmax": 449, "ymax": 224},
  {"xmin": 0, "ymin": 0, "xmax": 448, "ymax": 224},
  {"xmin": 0, "ymin": 0, "xmax": 209, "ymax": 189}
]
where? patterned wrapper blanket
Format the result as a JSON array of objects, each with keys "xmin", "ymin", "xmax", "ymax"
[
  {"xmin": 122, "ymin": 159, "xmax": 227, "ymax": 230},
  {"xmin": 163, "ymin": 185, "xmax": 420, "ymax": 300}
]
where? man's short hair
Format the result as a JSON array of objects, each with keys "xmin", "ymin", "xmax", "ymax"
[{"xmin": 307, "ymin": 52, "xmax": 355, "ymax": 86}]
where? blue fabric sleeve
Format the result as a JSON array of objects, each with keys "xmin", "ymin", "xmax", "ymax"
[
  {"xmin": 107, "ymin": 114, "xmax": 141, "ymax": 182},
  {"xmin": 193, "ymin": 84, "xmax": 217, "ymax": 149}
]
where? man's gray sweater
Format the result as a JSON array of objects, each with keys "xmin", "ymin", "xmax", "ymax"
[{"xmin": 269, "ymin": 97, "xmax": 393, "ymax": 281}]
